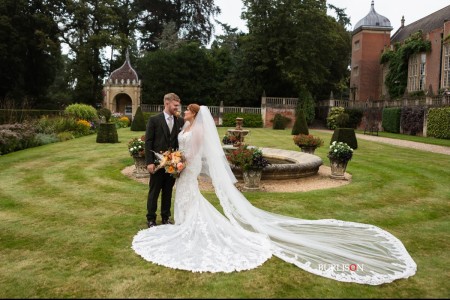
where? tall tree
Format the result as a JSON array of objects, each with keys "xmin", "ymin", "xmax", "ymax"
[
  {"xmin": 108, "ymin": 0, "xmax": 140, "ymax": 73},
  {"xmin": 136, "ymin": 0, "xmax": 220, "ymax": 50},
  {"xmin": 137, "ymin": 42, "xmax": 216, "ymax": 105},
  {"xmin": 0, "ymin": 0, "xmax": 61, "ymax": 106},
  {"xmin": 58, "ymin": 0, "xmax": 135, "ymax": 105},
  {"xmin": 241, "ymin": 0, "xmax": 350, "ymax": 99}
]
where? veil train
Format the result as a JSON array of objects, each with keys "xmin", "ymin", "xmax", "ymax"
[{"xmin": 191, "ymin": 106, "xmax": 416, "ymax": 285}]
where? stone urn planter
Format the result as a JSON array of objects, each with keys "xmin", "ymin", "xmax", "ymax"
[
  {"xmin": 327, "ymin": 141, "xmax": 353, "ymax": 180},
  {"xmin": 132, "ymin": 155, "xmax": 149, "ymax": 178},
  {"xmin": 242, "ymin": 168, "xmax": 263, "ymax": 191},
  {"xmin": 293, "ymin": 134, "xmax": 323, "ymax": 156},
  {"xmin": 299, "ymin": 145, "xmax": 317, "ymax": 154},
  {"xmin": 329, "ymin": 159, "xmax": 349, "ymax": 180}
]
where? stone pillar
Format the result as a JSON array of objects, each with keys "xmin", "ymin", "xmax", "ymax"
[
  {"xmin": 423, "ymin": 107, "xmax": 428, "ymax": 137},
  {"xmin": 219, "ymin": 101, "xmax": 224, "ymax": 125},
  {"xmin": 261, "ymin": 95, "xmax": 267, "ymax": 127}
]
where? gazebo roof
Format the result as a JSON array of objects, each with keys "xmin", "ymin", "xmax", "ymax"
[{"xmin": 109, "ymin": 51, "xmax": 139, "ymax": 83}]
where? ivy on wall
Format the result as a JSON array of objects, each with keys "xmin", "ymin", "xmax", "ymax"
[{"xmin": 380, "ymin": 31, "xmax": 431, "ymax": 99}]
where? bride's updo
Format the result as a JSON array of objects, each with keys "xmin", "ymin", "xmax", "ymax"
[{"xmin": 187, "ymin": 104, "xmax": 200, "ymax": 118}]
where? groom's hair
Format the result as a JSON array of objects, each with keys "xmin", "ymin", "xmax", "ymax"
[{"xmin": 164, "ymin": 93, "xmax": 180, "ymax": 103}]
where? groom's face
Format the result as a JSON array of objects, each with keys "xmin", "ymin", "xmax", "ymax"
[{"xmin": 166, "ymin": 100, "xmax": 181, "ymax": 116}]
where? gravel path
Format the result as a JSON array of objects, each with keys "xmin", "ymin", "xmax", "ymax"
[{"xmin": 315, "ymin": 129, "xmax": 450, "ymax": 156}]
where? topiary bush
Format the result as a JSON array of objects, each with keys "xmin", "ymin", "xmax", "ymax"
[
  {"xmin": 330, "ymin": 128, "xmax": 358, "ymax": 150},
  {"xmin": 96, "ymin": 123, "xmax": 119, "ymax": 143},
  {"xmin": 291, "ymin": 109, "xmax": 309, "ymax": 135},
  {"xmin": 335, "ymin": 113, "xmax": 350, "ymax": 128},
  {"xmin": 345, "ymin": 109, "xmax": 363, "ymax": 129},
  {"xmin": 97, "ymin": 107, "xmax": 112, "ymax": 123},
  {"xmin": 131, "ymin": 107, "xmax": 147, "ymax": 131}
]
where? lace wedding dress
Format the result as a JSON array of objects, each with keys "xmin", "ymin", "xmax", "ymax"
[
  {"xmin": 132, "ymin": 106, "xmax": 417, "ymax": 285},
  {"xmin": 132, "ymin": 130, "xmax": 272, "ymax": 273}
]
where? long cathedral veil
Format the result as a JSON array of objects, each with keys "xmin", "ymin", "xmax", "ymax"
[{"xmin": 190, "ymin": 106, "xmax": 416, "ymax": 285}]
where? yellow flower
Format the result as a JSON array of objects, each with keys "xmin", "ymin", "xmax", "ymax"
[{"xmin": 167, "ymin": 165, "xmax": 175, "ymax": 173}]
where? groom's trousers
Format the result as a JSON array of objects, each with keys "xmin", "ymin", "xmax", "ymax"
[{"xmin": 147, "ymin": 169, "xmax": 176, "ymax": 222}]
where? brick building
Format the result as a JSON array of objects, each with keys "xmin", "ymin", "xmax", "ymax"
[{"xmin": 350, "ymin": 1, "xmax": 450, "ymax": 101}]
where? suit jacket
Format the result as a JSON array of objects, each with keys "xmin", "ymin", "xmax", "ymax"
[{"xmin": 145, "ymin": 112, "xmax": 184, "ymax": 166}]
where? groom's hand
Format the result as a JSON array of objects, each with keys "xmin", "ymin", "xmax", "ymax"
[{"xmin": 147, "ymin": 164, "xmax": 156, "ymax": 174}]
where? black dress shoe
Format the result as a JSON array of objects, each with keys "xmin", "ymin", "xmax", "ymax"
[
  {"xmin": 162, "ymin": 219, "xmax": 173, "ymax": 225},
  {"xmin": 147, "ymin": 220, "xmax": 157, "ymax": 228}
]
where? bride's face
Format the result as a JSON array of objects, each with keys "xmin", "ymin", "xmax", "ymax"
[{"xmin": 183, "ymin": 109, "xmax": 195, "ymax": 122}]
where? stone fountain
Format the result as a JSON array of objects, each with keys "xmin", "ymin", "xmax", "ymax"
[
  {"xmin": 228, "ymin": 117, "xmax": 249, "ymax": 147},
  {"xmin": 222, "ymin": 117, "xmax": 323, "ymax": 180}
]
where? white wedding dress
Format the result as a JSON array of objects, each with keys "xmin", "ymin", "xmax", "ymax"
[
  {"xmin": 132, "ymin": 129, "xmax": 272, "ymax": 272},
  {"xmin": 132, "ymin": 106, "xmax": 417, "ymax": 284}
]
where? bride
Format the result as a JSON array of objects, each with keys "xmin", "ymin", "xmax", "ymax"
[{"xmin": 132, "ymin": 104, "xmax": 417, "ymax": 285}]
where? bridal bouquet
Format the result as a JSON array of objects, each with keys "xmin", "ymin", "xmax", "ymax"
[{"xmin": 153, "ymin": 149, "xmax": 186, "ymax": 178}]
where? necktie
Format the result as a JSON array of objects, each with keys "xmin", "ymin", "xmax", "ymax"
[{"xmin": 168, "ymin": 116, "xmax": 174, "ymax": 133}]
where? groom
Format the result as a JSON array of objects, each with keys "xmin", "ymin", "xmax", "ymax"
[{"xmin": 145, "ymin": 93, "xmax": 184, "ymax": 228}]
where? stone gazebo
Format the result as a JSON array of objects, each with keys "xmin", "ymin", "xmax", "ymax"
[{"xmin": 102, "ymin": 52, "xmax": 141, "ymax": 120}]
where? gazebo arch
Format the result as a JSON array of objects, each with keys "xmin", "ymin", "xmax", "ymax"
[{"xmin": 102, "ymin": 51, "xmax": 141, "ymax": 119}]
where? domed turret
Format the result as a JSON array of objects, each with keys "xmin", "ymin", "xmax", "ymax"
[
  {"xmin": 353, "ymin": 1, "xmax": 392, "ymax": 33},
  {"xmin": 108, "ymin": 51, "xmax": 139, "ymax": 84}
]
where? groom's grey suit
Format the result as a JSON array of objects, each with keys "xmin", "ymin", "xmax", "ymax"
[{"xmin": 145, "ymin": 112, "xmax": 184, "ymax": 223}]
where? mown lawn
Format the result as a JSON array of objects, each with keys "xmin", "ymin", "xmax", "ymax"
[{"xmin": 0, "ymin": 127, "xmax": 449, "ymax": 298}]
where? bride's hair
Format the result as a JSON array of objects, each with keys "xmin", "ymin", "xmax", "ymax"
[{"xmin": 187, "ymin": 104, "xmax": 200, "ymax": 117}]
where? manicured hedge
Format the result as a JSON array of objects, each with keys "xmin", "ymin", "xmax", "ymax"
[
  {"xmin": 382, "ymin": 108, "xmax": 401, "ymax": 133},
  {"xmin": 222, "ymin": 113, "xmax": 263, "ymax": 128},
  {"xmin": 401, "ymin": 107, "xmax": 424, "ymax": 135},
  {"xmin": 427, "ymin": 107, "xmax": 450, "ymax": 139}
]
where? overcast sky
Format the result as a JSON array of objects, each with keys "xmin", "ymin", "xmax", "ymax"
[{"xmin": 213, "ymin": 0, "xmax": 450, "ymax": 36}]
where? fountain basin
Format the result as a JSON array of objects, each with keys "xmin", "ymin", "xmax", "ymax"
[{"xmin": 229, "ymin": 147, "xmax": 323, "ymax": 180}]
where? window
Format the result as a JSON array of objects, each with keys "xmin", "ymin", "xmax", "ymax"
[
  {"xmin": 443, "ymin": 44, "xmax": 450, "ymax": 88},
  {"xmin": 125, "ymin": 105, "xmax": 132, "ymax": 114},
  {"xmin": 408, "ymin": 53, "xmax": 426, "ymax": 92},
  {"xmin": 354, "ymin": 40, "xmax": 360, "ymax": 50},
  {"xmin": 353, "ymin": 66, "xmax": 359, "ymax": 76}
]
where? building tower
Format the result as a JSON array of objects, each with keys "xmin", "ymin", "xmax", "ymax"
[{"xmin": 350, "ymin": 1, "xmax": 393, "ymax": 102}]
